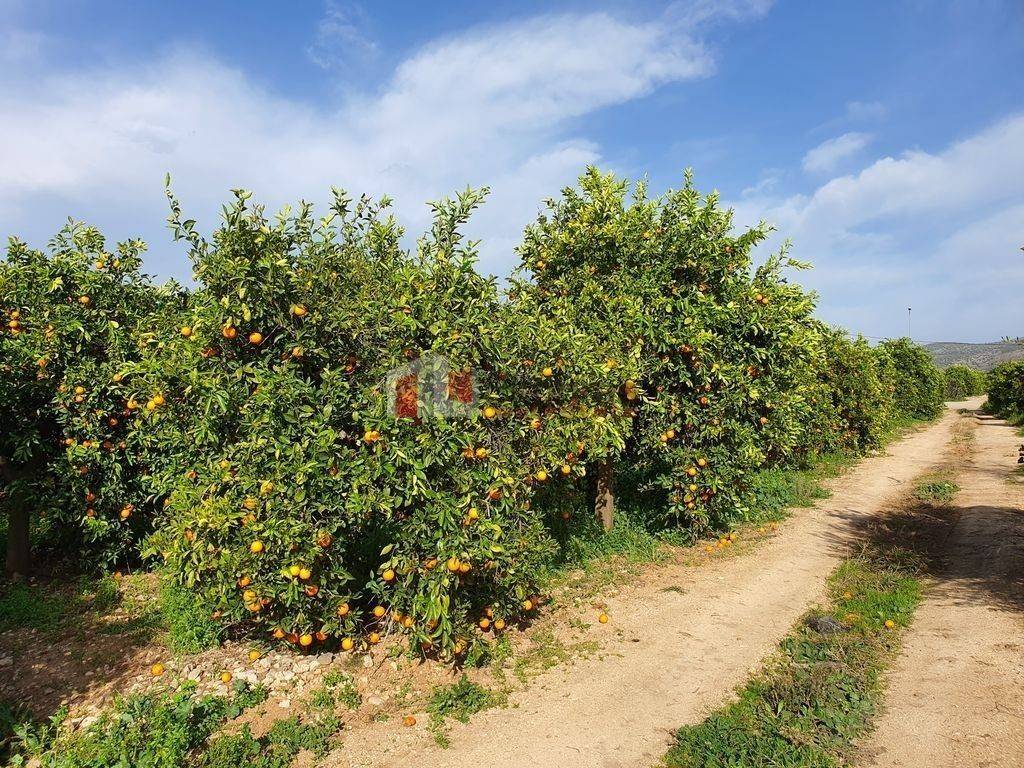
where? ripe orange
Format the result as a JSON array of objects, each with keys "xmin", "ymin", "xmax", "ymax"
[
  {"xmin": 341, "ymin": 637, "xmax": 354, "ymax": 651},
  {"xmin": 383, "ymin": 568, "xmax": 396, "ymax": 582},
  {"xmin": 493, "ymin": 618, "xmax": 506, "ymax": 631},
  {"xmin": 467, "ymin": 507, "xmax": 479, "ymax": 522},
  {"xmin": 522, "ymin": 599, "xmax": 534, "ymax": 611},
  {"xmin": 248, "ymin": 332, "xmax": 263, "ymax": 345},
  {"xmin": 704, "ymin": 545, "xmax": 714, "ymax": 553},
  {"xmin": 367, "ymin": 632, "xmax": 381, "ymax": 645},
  {"xmin": 291, "ymin": 304, "xmax": 308, "ymax": 318},
  {"xmin": 474, "ymin": 446, "xmax": 488, "ymax": 459},
  {"xmin": 530, "ymin": 418, "xmax": 542, "ymax": 430},
  {"xmin": 372, "ymin": 606, "xmax": 386, "ymax": 618},
  {"xmin": 222, "ymin": 325, "xmax": 237, "ymax": 339},
  {"xmin": 150, "ymin": 663, "xmax": 165, "ymax": 677},
  {"xmin": 697, "ymin": 458, "xmax": 707, "ymax": 468},
  {"xmin": 479, "ymin": 618, "xmax": 491, "ymax": 630},
  {"xmin": 363, "ymin": 429, "xmax": 380, "ymax": 444},
  {"xmin": 446, "ymin": 557, "xmax": 460, "ymax": 572},
  {"xmin": 220, "ymin": 672, "xmax": 232, "ymax": 684},
  {"xmin": 542, "ymin": 367, "xmax": 553, "ymax": 377},
  {"xmin": 403, "ymin": 715, "xmax": 417, "ymax": 727},
  {"xmin": 78, "ymin": 295, "xmax": 91, "ymax": 305},
  {"xmin": 458, "ymin": 561, "xmax": 471, "ymax": 574},
  {"xmin": 298, "ymin": 567, "xmax": 312, "ymax": 580},
  {"xmin": 336, "ymin": 602, "xmax": 350, "ymax": 617},
  {"xmin": 272, "ymin": 628, "xmax": 285, "ymax": 640},
  {"xmin": 534, "ymin": 469, "xmax": 548, "ymax": 482},
  {"xmin": 884, "ymin": 619, "xmax": 895, "ymax": 629},
  {"xmin": 560, "ymin": 464, "xmax": 571, "ymax": 475},
  {"xmin": 250, "ymin": 540, "xmax": 264, "ymax": 554},
  {"xmin": 248, "ymin": 649, "xmax": 261, "ymax": 662},
  {"xmin": 482, "ymin": 406, "xmax": 497, "ymax": 419},
  {"xmin": 180, "ymin": 326, "xmax": 193, "ymax": 338},
  {"xmin": 299, "ymin": 634, "xmax": 313, "ymax": 647}
]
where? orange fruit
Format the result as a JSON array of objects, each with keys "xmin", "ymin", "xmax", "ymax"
[
  {"xmin": 535, "ymin": 470, "xmax": 548, "ymax": 482},
  {"xmin": 298, "ymin": 567, "xmax": 312, "ymax": 581},
  {"xmin": 383, "ymin": 568, "xmax": 396, "ymax": 582},
  {"xmin": 220, "ymin": 672, "xmax": 232, "ymax": 683},
  {"xmin": 272, "ymin": 628, "xmax": 285, "ymax": 639},
  {"xmin": 367, "ymin": 632, "xmax": 381, "ymax": 645},
  {"xmin": 291, "ymin": 304, "xmax": 308, "ymax": 318},
  {"xmin": 884, "ymin": 619, "xmax": 895, "ymax": 629},
  {"xmin": 493, "ymin": 618, "xmax": 506, "ymax": 631},
  {"xmin": 403, "ymin": 715, "xmax": 417, "ymax": 727},
  {"xmin": 446, "ymin": 557, "xmax": 460, "ymax": 572},
  {"xmin": 150, "ymin": 663, "xmax": 165, "ymax": 677},
  {"xmin": 522, "ymin": 599, "xmax": 534, "ymax": 611},
  {"xmin": 248, "ymin": 649, "xmax": 261, "ymax": 662},
  {"xmin": 598, "ymin": 612, "xmax": 609, "ymax": 624},
  {"xmin": 250, "ymin": 540, "xmax": 264, "ymax": 554},
  {"xmin": 479, "ymin": 618, "xmax": 491, "ymax": 630},
  {"xmin": 222, "ymin": 325, "xmax": 237, "ymax": 339},
  {"xmin": 373, "ymin": 606, "xmax": 386, "ymax": 618},
  {"xmin": 248, "ymin": 332, "xmax": 263, "ymax": 345},
  {"xmin": 180, "ymin": 326, "xmax": 192, "ymax": 338},
  {"xmin": 341, "ymin": 637, "xmax": 355, "ymax": 651},
  {"xmin": 542, "ymin": 367, "xmax": 553, "ymax": 377},
  {"xmin": 299, "ymin": 634, "xmax": 313, "ymax": 647},
  {"xmin": 336, "ymin": 602, "xmax": 350, "ymax": 617},
  {"xmin": 482, "ymin": 406, "xmax": 497, "ymax": 419}
]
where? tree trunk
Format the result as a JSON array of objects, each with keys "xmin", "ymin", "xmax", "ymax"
[
  {"xmin": 594, "ymin": 457, "xmax": 615, "ymax": 531},
  {"xmin": 1, "ymin": 460, "xmax": 32, "ymax": 577},
  {"xmin": 5, "ymin": 503, "xmax": 30, "ymax": 577}
]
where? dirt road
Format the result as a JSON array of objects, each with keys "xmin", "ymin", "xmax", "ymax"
[
  {"xmin": 325, "ymin": 403, "xmax": 979, "ymax": 768},
  {"xmin": 863, "ymin": 406, "xmax": 1024, "ymax": 767}
]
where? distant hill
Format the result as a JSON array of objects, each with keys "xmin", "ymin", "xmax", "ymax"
[{"xmin": 925, "ymin": 341, "xmax": 1024, "ymax": 371}]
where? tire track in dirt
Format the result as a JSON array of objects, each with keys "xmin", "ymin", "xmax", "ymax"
[
  {"xmin": 324, "ymin": 402, "xmax": 977, "ymax": 768},
  {"xmin": 863, "ymin": 406, "xmax": 1024, "ymax": 767}
]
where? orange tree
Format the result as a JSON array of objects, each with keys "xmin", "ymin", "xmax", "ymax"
[
  {"xmin": 515, "ymin": 169, "xmax": 825, "ymax": 533},
  {"xmin": 875, "ymin": 338, "xmax": 944, "ymax": 420},
  {"xmin": 986, "ymin": 360, "xmax": 1024, "ymax": 418},
  {"xmin": 801, "ymin": 326, "xmax": 894, "ymax": 455},
  {"xmin": 133, "ymin": 186, "xmax": 625, "ymax": 656},
  {"xmin": 0, "ymin": 223, "xmax": 163, "ymax": 574}
]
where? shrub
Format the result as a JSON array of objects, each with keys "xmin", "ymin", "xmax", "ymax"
[
  {"xmin": 875, "ymin": 338, "xmax": 944, "ymax": 421},
  {"xmin": 986, "ymin": 360, "xmax": 1024, "ymax": 417},
  {"xmin": 942, "ymin": 364, "xmax": 986, "ymax": 400},
  {"xmin": 0, "ymin": 224, "xmax": 166, "ymax": 573}
]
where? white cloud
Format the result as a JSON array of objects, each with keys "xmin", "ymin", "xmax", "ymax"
[
  {"xmin": 306, "ymin": 1, "xmax": 378, "ymax": 71},
  {"xmin": 0, "ymin": 7, "xmax": 767, "ymax": 279},
  {"xmin": 737, "ymin": 114, "xmax": 1024, "ymax": 342},
  {"xmin": 802, "ymin": 131, "xmax": 871, "ymax": 173}
]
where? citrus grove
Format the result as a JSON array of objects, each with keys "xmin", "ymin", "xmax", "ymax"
[{"xmin": 1, "ymin": 169, "xmax": 948, "ymax": 659}]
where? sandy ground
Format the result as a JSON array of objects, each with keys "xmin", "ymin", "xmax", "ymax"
[
  {"xmin": 863, "ymin": 404, "xmax": 1024, "ymax": 767},
  {"xmin": 323, "ymin": 404, "xmax": 976, "ymax": 768}
]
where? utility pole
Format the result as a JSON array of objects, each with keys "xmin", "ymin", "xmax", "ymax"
[{"xmin": 907, "ymin": 307, "xmax": 912, "ymax": 340}]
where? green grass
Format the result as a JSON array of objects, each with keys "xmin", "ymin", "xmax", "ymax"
[
  {"xmin": 913, "ymin": 472, "xmax": 959, "ymax": 504},
  {"xmin": 197, "ymin": 715, "xmax": 338, "ymax": 768},
  {"xmin": 663, "ymin": 548, "xmax": 922, "ymax": 768},
  {"xmin": 425, "ymin": 674, "xmax": 506, "ymax": 747},
  {"xmin": 159, "ymin": 579, "xmax": 222, "ymax": 654},
  {"xmin": 0, "ymin": 575, "xmax": 120, "ymax": 633},
  {"xmin": 9, "ymin": 681, "xmax": 269, "ymax": 768}
]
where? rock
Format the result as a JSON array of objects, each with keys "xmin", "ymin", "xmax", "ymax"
[
  {"xmin": 806, "ymin": 615, "xmax": 846, "ymax": 635},
  {"xmin": 362, "ymin": 655, "xmax": 374, "ymax": 669},
  {"xmin": 278, "ymin": 698, "xmax": 291, "ymax": 709},
  {"xmin": 367, "ymin": 695, "xmax": 384, "ymax": 707}
]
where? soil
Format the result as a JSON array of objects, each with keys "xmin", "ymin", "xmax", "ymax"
[
  {"xmin": 320, "ymin": 404, "xmax": 978, "ymax": 768},
  {"xmin": 862, "ymin": 405, "xmax": 1024, "ymax": 767}
]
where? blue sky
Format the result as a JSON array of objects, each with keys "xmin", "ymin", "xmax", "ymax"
[{"xmin": 1, "ymin": 0, "xmax": 1022, "ymax": 342}]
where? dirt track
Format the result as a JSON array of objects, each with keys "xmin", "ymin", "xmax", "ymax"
[
  {"xmin": 325, "ymin": 403, "xmax": 980, "ymax": 768},
  {"xmin": 863, "ymin": 405, "xmax": 1024, "ymax": 767}
]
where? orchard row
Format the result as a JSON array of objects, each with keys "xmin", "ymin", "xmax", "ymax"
[{"xmin": 1, "ymin": 169, "xmax": 947, "ymax": 656}]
